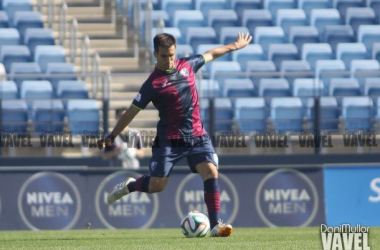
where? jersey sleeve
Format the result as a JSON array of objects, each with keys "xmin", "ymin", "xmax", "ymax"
[
  {"xmin": 132, "ymin": 80, "xmax": 155, "ymax": 110},
  {"xmin": 184, "ymin": 54, "xmax": 206, "ymax": 73}
]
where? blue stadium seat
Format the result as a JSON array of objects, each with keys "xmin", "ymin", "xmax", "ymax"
[
  {"xmin": 46, "ymin": 63, "xmax": 77, "ymax": 90},
  {"xmin": 56, "ymin": 81, "xmax": 89, "ymax": 99},
  {"xmin": 367, "ymin": 0, "xmax": 380, "ymax": 21},
  {"xmin": 32, "ymin": 100, "xmax": 65, "ymax": 132},
  {"xmin": 270, "ymin": 97, "xmax": 304, "ymax": 131},
  {"xmin": 350, "ymin": 60, "xmax": 380, "ymax": 91},
  {"xmin": 0, "ymin": 28, "xmax": 20, "ymax": 46},
  {"xmin": 208, "ymin": 10, "xmax": 239, "ymax": 36},
  {"xmin": 254, "ymin": 27, "xmax": 285, "ymax": 54},
  {"xmin": 151, "ymin": 27, "xmax": 182, "ymax": 45},
  {"xmin": 232, "ymin": 44, "xmax": 264, "ymax": 71},
  {"xmin": 0, "ymin": 80, "xmax": 17, "ymax": 99},
  {"xmin": 198, "ymin": 79, "xmax": 219, "ymax": 98},
  {"xmin": 161, "ymin": 0, "xmax": 192, "ymax": 20},
  {"xmin": 210, "ymin": 61, "xmax": 241, "ymax": 85},
  {"xmin": 276, "ymin": 9, "xmax": 307, "ymax": 36},
  {"xmin": 298, "ymin": 0, "xmax": 330, "ymax": 18},
  {"xmin": 176, "ymin": 45, "xmax": 194, "ymax": 57},
  {"xmin": 34, "ymin": 45, "xmax": 66, "ymax": 73},
  {"xmin": 289, "ymin": 26, "xmax": 319, "ymax": 52},
  {"xmin": 306, "ymin": 97, "xmax": 340, "ymax": 130},
  {"xmin": 323, "ymin": 25, "xmax": 354, "ymax": 54},
  {"xmin": 195, "ymin": 0, "xmax": 228, "ymax": 17},
  {"xmin": 220, "ymin": 26, "xmax": 249, "ymax": 45},
  {"xmin": 67, "ymin": 99, "xmax": 100, "ymax": 134},
  {"xmin": 302, "ymin": 43, "xmax": 333, "ymax": 70},
  {"xmin": 293, "ymin": 78, "xmax": 324, "ymax": 97},
  {"xmin": 235, "ymin": 97, "xmax": 267, "ymax": 132},
  {"xmin": 223, "ymin": 78, "xmax": 254, "ymax": 97},
  {"xmin": 315, "ymin": 60, "xmax": 346, "ymax": 93},
  {"xmin": 333, "ymin": 0, "xmax": 363, "ymax": 20},
  {"xmin": 119, "ymin": 0, "xmax": 160, "ymax": 16},
  {"xmin": 329, "ymin": 78, "xmax": 360, "ymax": 96},
  {"xmin": 263, "ymin": 0, "xmax": 295, "ymax": 20},
  {"xmin": 246, "ymin": 61, "xmax": 276, "ymax": 88},
  {"xmin": 10, "ymin": 62, "xmax": 41, "ymax": 89},
  {"xmin": 1, "ymin": 99, "xmax": 28, "ymax": 131},
  {"xmin": 268, "ymin": 44, "xmax": 299, "ymax": 70},
  {"xmin": 342, "ymin": 96, "xmax": 373, "ymax": 130},
  {"xmin": 2, "ymin": 0, "xmax": 33, "ymax": 23},
  {"xmin": 346, "ymin": 8, "xmax": 376, "ymax": 36},
  {"xmin": 242, "ymin": 10, "xmax": 272, "ymax": 35},
  {"xmin": 281, "ymin": 60, "xmax": 312, "ymax": 86},
  {"xmin": 214, "ymin": 98, "xmax": 233, "ymax": 131},
  {"xmin": 259, "ymin": 78, "xmax": 291, "ymax": 97},
  {"xmin": 358, "ymin": 25, "xmax": 380, "ymax": 54},
  {"xmin": 0, "ymin": 11, "xmax": 9, "ymax": 28},
  {"xmin": 173, "ymin": 10, "xmax": 204, "ymax": 32},
  {"xmin": 372, "ymin": 43, "xmax": 380, "ymax": 62},
  {"xmin": 0, "ymin": 45, "xmax": 31, "ymax": 72},
  {"xmin": 187, "ymin": 27, "xmax": 217, "ymax": 52},
  {"xmin": 140, "ymin": 10, "xmax": 170, "ymax": 34},
  {"xmin": 336, "ymin": 43, "xmax": 368, "ymax": 69},
  {"xmin": 310, "ymin": 9, "xmax": 341, "ymax": 39},
  {"xmin": 24, "ymin": 28, "xmax": 55, "ymax": 56},
  {"xmin": 364, "ymin": 78, "xmax": 380, "ymax": 96},
  {"xmin": 232, "ymin": 0, "xmax": 261, "ymax": 19},
  {"xmin": 197, "ymin": 44, "xmax": 229, "ymax": 62},
  {"xmin": 13, "ymin": 11, "xmax": 43, "ymax": 39},
  {"xmin": 20, "ymin": 80, "xmax": 53, "ymax": 101}
]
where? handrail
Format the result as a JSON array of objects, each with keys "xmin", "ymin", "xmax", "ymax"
[
  {"xmin": 37, "ymin": 0, "xmax": 43, "ymax": 13},
  {"xmin": 145, "ymin": 2, "xmax": 153, "ymax": 66},
  {"xmin": 59, "ymin": 2, "xmax": 68, "ymax": 46},
  {"xmin": 132, "ymin": 0, "xmax": 140, "ymax": 59},
  {"xmin": 81, "ymin": 35, "xmax": 90, "ymax": 81},
  {"xmin": 156, "ymin": 18, "xmax": 165, "ymax": 34},
  {"xmin": 70, "ymin": 18, "xmax": 78, "ymax": 63},
  {"xmin": 111, "ymin": 0, "xmax": 117, "ymax": 25},
  {"xmin": 92, "ymin": 53, "xmax": 100, "ymax": 99},
  {"xmin": 47, "ymin": 0, "xmax": 55, "ymax": 29}
]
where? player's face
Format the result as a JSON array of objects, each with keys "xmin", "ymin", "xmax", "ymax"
[{"xmin": 155, "ymin": 45, "xmax": 176, "ymax": 71}]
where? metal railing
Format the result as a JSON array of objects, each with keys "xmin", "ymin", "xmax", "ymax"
[
  {"xmin": 91, "ymin": 53, "xmax": 100, "ymax": 99},
  {"xmin": 81, "ymin": 35, "xmax": 90, "ymax": 81},
  {"xmin": 69, "ymin": 18, "xmax": 78, "ymax": 64},
  {"xmin": 59, "ymin": 2, "xmax": 67, "ymax": 46}
]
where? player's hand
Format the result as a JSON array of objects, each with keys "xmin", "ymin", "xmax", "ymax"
[
  {"xmin": 97, "ymin": 133, "xmax": 115, "ymax": 150},
  {"xmin": 234, "ymin": 32, "xmax": 252, "ymax": 50}
]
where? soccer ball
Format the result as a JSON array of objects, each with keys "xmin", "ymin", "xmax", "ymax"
[{"xmin": 180, "ymin": 211, "xmax": 210, "ymax": 238}]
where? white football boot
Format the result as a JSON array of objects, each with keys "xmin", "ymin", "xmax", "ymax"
[
  {"xmin": 210, "ymin": 219, "xmax": 233, "ymax": 237},
  {"xmin": 107, "ymin": 177, "xmax": 136, "ymax": 204}
]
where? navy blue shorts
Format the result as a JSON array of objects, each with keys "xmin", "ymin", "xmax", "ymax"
[{"xmin": 148, "ymin": 135, "xmax": 218, "ymax": 177}]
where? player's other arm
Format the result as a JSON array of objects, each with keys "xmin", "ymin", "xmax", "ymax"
[{"xmin": 202, "ymin": 32, "xmax": 252, "ymax": 63}]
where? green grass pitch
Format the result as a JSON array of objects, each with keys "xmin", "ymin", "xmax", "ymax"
[{"xmin": 0, "ymin": 227, "xmax": 379, "ymax": 250}]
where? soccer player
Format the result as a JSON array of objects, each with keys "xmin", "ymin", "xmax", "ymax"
[{"xmin": 98, "ymin": 32, "xmax": 252, "ymax": 237}]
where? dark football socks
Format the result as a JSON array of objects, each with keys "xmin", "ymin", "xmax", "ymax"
[
  {"xmin": 204, "ymin": 178, "xmax": 221, "ymax": 229},
  {"xmin": 128, "ymin": 175, "xmax": 150, "ymax": 193}
]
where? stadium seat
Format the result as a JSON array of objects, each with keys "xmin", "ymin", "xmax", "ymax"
[
  {"xmin": 2, "ymin": 0, "xmax": 33, "ymax": 23},
  {"xmin": 140, "ymin": 10, "xmax": 170, "ymax": 34},
  {"xmin": 259, "ymin": 78, "xmax": 291, "ymax": 97},
  {"xmin": 315, "ymin": 60, "xmax": 346, "ymax": 93},
  {"xmin": 268, "ymin": 44, "xmax": 299, "ymax": 70},
  {"xmin": 220, "ymin": 26, "xmax": 249, "ymax": 45},
  {"xmin": 242, "ymin": 10, "xmax": 272, "ymax": 35},
  {"xmin": 120, "ymin": 0, "xmax": 160, "ymax": 16},
  {"xmin": 329, "ymin": 78, "xmax": 360, "ymax": 96},
  {"xmin": 208, "ymin": 10, "xmax": 239, "ymax": 36},
  {"xmin": 345, "ymin": 8, "xmax": 376, "ymax": 35},
  {"xmin": 298, "ymin": 0, "xmax": 330, "ymax": 18},
  {"xmin": 289, "ymin": 26, "xmax": 319, "ymax": 53},
  {"xmin": 323, "ymin": 25, "xmax": 354, "ymax": 54},
  {"xmin": 0, "ymin": 45, "xmax": 31, "ymax": 72},
  {"xmin": 13, "ymin": 11, "xmax": 43, "ymax": 39},
  {"xmin": 20, "ymin": 80, "xmax": 53, "ymax": 101},
  {"xmin": 198, "ymin": 79, "xmax": 220, "ymax": 98},
  {"xmin": 246, "ymin": 61, "xmax": 277, "ymax": 88},
  {"xmin": 342, "ymin": 96, "xmax": 373, "ymax": 130},
  {"xmin": 32, "ymin": 100, "xmax": 65, "ymax": 132},
  {"xmin": 151, "ymin": 27, "xmax": 182, "ymax": 45},
  {"xmin": 350, "ymin": 60, "xmax": 380, "ymax": 91},
  {"xmin": 333, "ymin": 0, "xmax": 363, "ymax": 20},
  {"xmin": 364, "ymin": 78, "xmax": 380, "ymax": 96},
  {"xmin": 0, "ymin": 63, "xmax": 5, "ymax": 79},
  {"xmin": 1, "ymin": 99, "xmax": 28, "ymax": 131},
  {"xmin": 34, "ymin": 45, "xmax": 66, "ymax": 73},
  {"xmin": 306, "ymin": 97, "xmax": 340, "ymax": 130},
  {"xmin": 210, "ymin": 61, "xmax": 241, "ymax": 85},
  {"xmin": 232, "ymin": 44, "xmax": 264, "ymax": 71},
  {"xmin": 0, "ymin": 28, "xmax": 20, "ymax": 46},
  {"xmin": 372, "ymin": 43, "xmax": 380, "ymax": 62},
  {"xmin": 302, "ymin": 43, "xmax": 333, "ymax": 70},
  {"xmin": 24, "ymin": 28, "xmax": 55, "ymax": 56},
  {"xmin": 270, "ymin": 97, "xmax": 304, "ymax": 131},
  {"xmin": 56, "ymin": 81, "xmax": 89, "ymax": 99},
  {"xmin": 67, "ymin": 99, "xmax": 100, "ymax": 134},
  {"xmin": 293, "ymin": 78, "xmax": 324, "ymax": 97},
  {"xmin": 0, "ymin": 81, "xmax": 17, "ymax": 99},
  {"xmin": 161, "ymin": 0, "xmax": 192, "ymax": 20},
  {"xmin": 235, "ymin": 97, "xmax": 267, "ymax": 132},
  {"xmin": 263, "ymin": 0, "xmax": 295, "ymax": 20},
  {"xmin": 232, "ymin": 0, "xmax": 261, "ymax": 19},
  {"xmin": 10, "ymin": 62, "xmax": 42, "ymax": 89},
  {"xmin": 310, "ymin": 9, "xmax": 341, "ymax": 39},
  {"xmin": 214, "ymin": 98, "xmax": 233, "ymax": 131},
  {"xmin": 254, "ymin": 27, "xmax": 285, "ymax": 54},
  {"xmin": 176, "ymin": 45, "xmax": 194, "ymax": 57},
  {"xmin": 336, "ymin": 43, "xmax": 368, "ymax": 69},
  {"xmin": 0, "ymin": 11, "xmax": 9, "ymax": 28},
  {"xmin": 223, "ymin": 78, "xmax": 254, "ymax": 97},
  {"xmin": 367, "ymin": 0, "xmax": 380, "ymax": 21},
  {"xmin": 358, "ymin": 25, "xmax": 380, "ymax": 54},
  {"xmin": 187, "ymin": 27, "xmax": 217, "ymax": 52},
  {"xmin": 195, "ymin": 0, "xmax": 228, "ymax": 17},
  {"xmin": 276, "ymin": 9, "xmax": 307, "ymax": 36},
  {"xmin": 173, "ymin": 10, "xmax": 204, "ymax": 33},
  {"xmin": 281, "ymin": 60, "xmax": 312, "ymax": 86},
  {"xmin": 45, "ymin": 63, "xmax": 77, "ymax": 90}
]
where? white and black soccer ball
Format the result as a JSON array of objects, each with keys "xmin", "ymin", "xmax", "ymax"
[{"xmin": 180, "ymin": 211, "xmax": 210, "ymax": 238}]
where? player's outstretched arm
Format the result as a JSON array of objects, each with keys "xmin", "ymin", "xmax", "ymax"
[
  {"xmin": 202, "ymin": 32, "xmax": 252, "ymax": 63},
  {"xmin": 97, "ymin": 105, "xmax": 140, "ymax": 150}
]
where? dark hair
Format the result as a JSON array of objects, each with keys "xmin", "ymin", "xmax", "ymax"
[{"xmin": 153, "ymin": 33, "xmax": 176, "ymax": 53}]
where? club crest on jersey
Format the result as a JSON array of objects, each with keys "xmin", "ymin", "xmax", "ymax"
[
  {"xmin": 134, "ymin": 93, "xmax": 141, "ymax": 102},
  {"xmin": 180, "ymin": 68, "xmax": 189, "ymax": 77}
]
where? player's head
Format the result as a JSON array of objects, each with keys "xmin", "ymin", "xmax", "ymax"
[{"xmin": 153, "ymin": 33, "xmax": 176, "ymax": 71}]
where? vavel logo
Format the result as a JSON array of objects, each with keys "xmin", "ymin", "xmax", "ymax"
[
  {"xmin": 175, "ymin": 173, "xmax": 239, "ymax": 224},
  {"xmin": 18, "ymin": 172, "xmax": 81, "ymax": 230},
  {"xmin": 95, "ymin": 171, "xmax": 159, "ymax": 229},
  {"xmin": 256, "ymin": 169, "xmax": 319, "ymax": 227}
]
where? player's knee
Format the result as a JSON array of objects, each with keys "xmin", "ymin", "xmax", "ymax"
[
  {"xmin": 204, "ymin": 164, "xmax": 218, "ymax": 179},
  {"xmin": 149, "ymin": 178, "xmax": 167, "ymax": 193}
]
